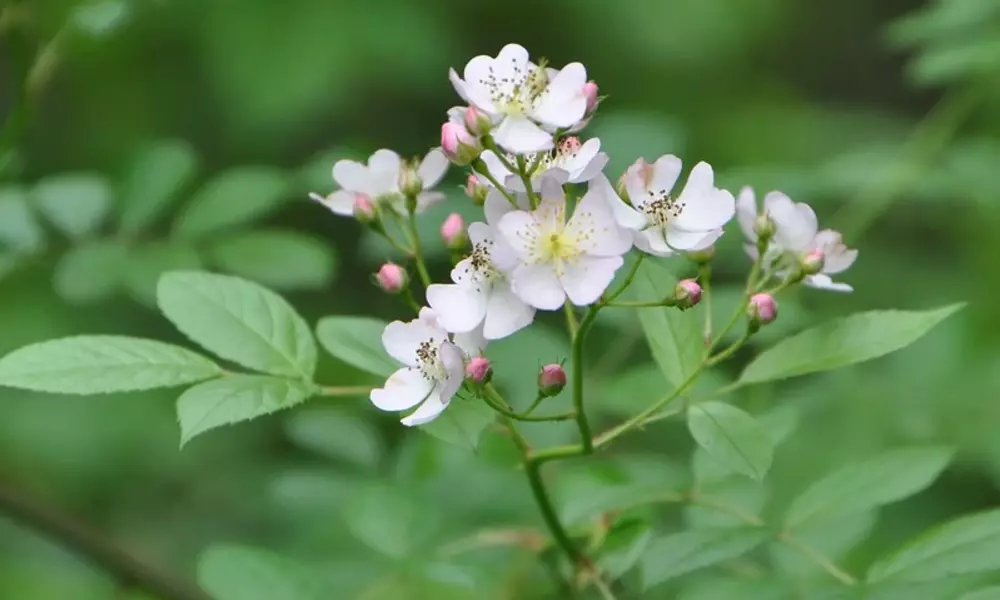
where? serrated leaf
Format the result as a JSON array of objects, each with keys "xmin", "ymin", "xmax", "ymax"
[
  {"xmin": 123, "ymin": 242, "xmax": 203, "ymax": 305},
  {"xmin": 688, "ymin": 402, "xmax": 774, "ymax": 481},
  {"xmin": 52, "ymin": 240, "xmax": 128, "ymax": 304},
  {"xmin": 206, "ymin": 229, "xmax": 335, "ymax": 290},
  {"xmin": 284, "ymin": 408, "xmax": 382, "ymax": 468},
  {"xmin": 316, "ymin": 316, "xmax": 396, "ymax": 377},
  {"xmin": 631, "ymin": 259, "xmax": 702, "ymax": 388},
  {"xmin": 739, "ymin": 304, "xmax": 965, "ymax": 385},
  {"xmin": 0, "ymin": 187, "xmax": 45, "ymax": 252},
  {"xmin": 172, "ymin": 167, "xmax": 289, "ymax": 237},
  {"xmin": 119, "ymin": 139, "xmax": 199, "ymax": 234},
  {"xmin": 0, "ymin": 335, "xmax": 221, "ymax": 394},
  {"xmin": 785, "ymin": 446, "xmax": 953, "ymax": 528},
  {"xmin": 419, "ymin": 398, "xmax": 495, "ymax": 450},
  {"xmin": 177, "ymin": 375, "xmax": 313, "ymax": 445},
  {"xmin": 157, "ymin": 271, "xmax": 316, "ymax": 379},
  {"xmin": 32, "ymin": 173, "xmax": 113, "ymax": 238},
  {"xmin": 641, "ymin": 528, "xmax": 769, "ymax": 589},
  {"xmin": 197, "ymin": 544, "xmax": 322, "ymax": 600}
]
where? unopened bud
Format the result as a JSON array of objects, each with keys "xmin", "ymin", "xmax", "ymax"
[
  {"xmin": 441, "ymin": 122, "xmax": 481, "ymax": 166},
  {"xmin": 674, "ymin": 279, "xmax": 702, "ymax": 309},
  {"xmin": 352, "ymin": 193, "xmax": 376, "ymax": 223},
  {"xmin": 538, "ymin": 363, "xmax": 566, "ymax": 398},
  {"xmin": 801, "ymin": 249, "xmax": 824, "ymax": 275},
  {"xmin": 748, "ymin": 293, "xmax": 777, "ymax": 328},
  {"xmin": 375, "ymin": 263, "xmax": 407, "ymax": 294},
  {"xmin": 464, "ymin": 174, "xmax": 488, "ymax": 206},
  {"xmin": 398, "ymin": 162, "xmax": 423, "ymax": 198},
  {"xmin": 615, "ymin": 172, "xmax": 630, "ymax": 204},
  {"xmin": 463, "ymin": 106, "xmax": 492, "ymax": 137},
  {"xmin": 688, "ymin": 246, "xmax": 715, "ymax": 264},
  {"xmin": 465, "ymin": 356, "xmax": 492, "ymax": 384},
  {"xmin": 754, "ymin": 214, "xmax": 776, "ymax": 240},
  {"xmin": 440, "ymin": 213, "xmax": 466, "ymax": 249},
  {"xmin": 583, "ymin": 81, "xmax": 599, "ymax": 114}
]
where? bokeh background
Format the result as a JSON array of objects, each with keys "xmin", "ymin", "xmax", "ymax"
[{"xmin": 2, "ymin": 0, "xmax": 1000, "ymax": 598}]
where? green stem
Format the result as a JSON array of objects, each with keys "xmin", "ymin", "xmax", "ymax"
[
  {"xmin": 404, "ymin": 200, "xmax": 432, "ymax": 289},
  {"xmin": 604, "ymin": 253, "xmax": 645, "ymax": 304},
  {"xmin": 707, "ymin": 329, "xmax": 751, "ymax": 366},
  {"xmin": 522, "ymin": 392, "xmax": 546, "ymax": 417},
  {"xmin": 699, "ymin": 263, "xmax": 713, "ymax": 354},
  {"xmin": 571, "ymin": 306, "xmax": 599, "ymax": 453},
  {"xmin": 483, "ymin": 389, "xmax": 575, "ymax": 422},
  {"xmin": 524, "ymin": 457, "xmax": 584, "ymax": 565},
  {"xmin": 603, "ymin": 300, "xmax": 669, "ymax": 308},
  {"xmin": 515, "ymin": 154, "xmax": 539, "ymax": 209},
  {"xmin": 400, "ymin": 286, "xmax": 422, "ymax": 313},
  {"xmin": 472, "ymin": 161, "xmax": 519, "ymax": 207}
]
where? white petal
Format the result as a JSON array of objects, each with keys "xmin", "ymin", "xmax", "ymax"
[
  {"xmin": 484, "ymin": 187, "xmax": 527, "ymax": 227},
  {"xmin": 812, "ymin": 229, "xmax": 858, "ymax": 274},
  {"xmin": 370, "ymin": 367, "xmax": 434, "ymax": 411},
  {"xmin": 382, "ymin": 319, "xmax": 442, "ymax": 366},
  {"xmin": 312, "ymin": 190, "xmax": 354, "ymax": 216},
  {"xmin": 415, "ymin": 191, "xmax": 445, "ymax": 212},
  {"xmin": 495, "ymin": 43, "xmax": 531, "ymax": 79},
  {"xmin": 567, "ymin": 176, "xmax": 633, "ymax": 256},
  {"xmin": 417, "ymin": 307, "xmax": 441, "ymax": 328},
  {"xmin": 367, "ymin": 149, "xmax": 402, "ymax": 196},
  {"xmin": 736, "ymin": 186, "xmax": 758, "ymax": 241},
  {"xmin": 483, "ymin": 280, "xmax": 535, "ymax": 339},
  {"xmin": 438, "ymin": 341, "xmax": 467, "ymax": 397},
  {"xmin": 531, "ymin": 62, "xmax": 588, "ymax": 128},
  {"xmin": 418, "ymin": 149, "xmax": 449, "ymax": 189},
  {"xmin": 332, "ymin": 160, "xmax": 369, "ymax": 193},
  {"xmin": 675, "ymin": 165, "xmax": 735, "ymax": 232},
  {"xmin": 497, "ymin": 210, "xmax": 540, "ymax": 259},
  {"xmin": 449, "ymin": 69, "xmax": 472, "ymax": 104},
  {"xmin": 426, "ymin": 283, "xmax": 487, "ymax": 334},
  {"xmin": 570, "ymin": 151, "xmax": 608, "ymax": 183},
  {"xmin": 634, "ymin": 228, "xmax": 677, "ymax": 257},
  {"xmin": 447, "ymin": 105, "xmax": 468, "ymax": 125},
  {"xmin": 765, "ymin": 192, "xmax": 817, "ymax": 252},
  {"xmin": 453, "ymin": 328, "xmax": 487, "ymax": 359},
  {"xmin": 560, "ymin": 255, "xmax": 623, "ymax": 306},
  {"xmin": 479, "ymin": 150, "xmax": 514, "ymax": 186},
  {"xmin": 623, "ymin": 159, "xmax": 651, "ymax": 210},
  {"xmin": 461, "ymin": 56, "xmax": 500, "ymax": 113},
  {"xmin": 494, "ymin": 116, "xmax": 553, "ymax": 154},
  {"xmin": 537, "ymin": 173, "xmax": 566, "ymax": 204},
  {"xmin": 511, "ymin": 263, "xmax": 565, "ymax": 310},
  {"xmin": 804, "ymin": 274, "xmax": 853, "ymax": 293},
  {"xmin": 651, "ymin": 155, "xmax": 683, "ymax": 195},
  {"xmin": 400, "ymin": 393, "xmax": 448, "ymax": 426},
  {"xmin": 665, "ymin": 226, "xmax": 723, "ymax": 251}
]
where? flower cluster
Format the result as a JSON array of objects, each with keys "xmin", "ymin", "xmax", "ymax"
[{"xmin": 309, "ymin": 43, "xmax": 858, "ymax": 426}]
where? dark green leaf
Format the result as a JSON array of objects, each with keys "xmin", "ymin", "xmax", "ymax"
[
  {"xmin": 641, "ymin": 527, "xmax": 769, "ymax": 589},
  {"xmin": 599, "ymin": 518, "xmax": 654, "ymax": 580},
  {"xmin": 316, "ymin": 316, "xmax": 396, "ymax": 377},
  {"xmin": 631, "ymin": 259, "xmax": 702, "ymax": 388},
  {"xmin": 119, "ymin": 139, "xmax": 199, "ymax": 234}
]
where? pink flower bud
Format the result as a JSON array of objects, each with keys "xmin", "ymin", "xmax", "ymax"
[
  {"xmin": 441, "ymin": 121, "xmax": 481, "ymax": 166},
  {"xmin": 538, "ymin": 363, "xmax": 567, "ymax": 398},
  {"xmin": 748, "ymin": 293, "xmax": 778, "ymax": 326},
  {"xmin": 674, "ymin": 279, "xmax": 702, "ymax": 309},
  {"xmin": 352, "ymin": 193, "xmax": 375, "ymax": 223},
  {"xmin": 802, "ymin": 249, "xmax": 825, "ymax": 275},
  {"xmin": 440, "ymin": 212, "xmax": 466, "ymax": 249},
  {"xmin": 375, "ymin": 262, "xmax": 407, "ymax": 294},
  {"xmin": 464, "ymin": 174, "xmax": 488, "ymax": 206},
  {"xmin": 465, "ymin": 356, "xmax": 492, "ymax": 384},
  {"xmin": 463, "ymin": 106, "xmax": 492, "ymax": 137},
  {"xmin": 583, "ymin": 81, "xmax": 599, "ymax": 113}
]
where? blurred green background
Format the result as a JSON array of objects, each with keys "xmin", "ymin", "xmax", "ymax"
[{"xmin": 2, "ymin": 0, "xmax": 1000, "ymax": 598}]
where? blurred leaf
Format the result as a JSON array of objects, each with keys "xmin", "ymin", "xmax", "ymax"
[
  {"xmin": 71, "ymin": 0, "xmax": 130, "ymax": 37},
  {"xmin": 123, "ymin": 242, "xmax": 203, "ymax": 305},
  {"xmin": 631, "ymin": 259, "xmax": 702, "ymax": 388},
  {"xmin": 962, "ymin": 587, "xmax": 1000, "ymax": 600},
  {"xmin": 172, "ymin": 167, "xmax": 289, "ymax": 238},
  {"xmin": 157, "ymin": 271, "xmax": 316, "ymax": 379},
  {"xmin": 598, "ymin": 518, "xmax": 653, "ymax": 580},
  {"xmin": 868, "ymin": 509, "xmax": 1000, "ymax": 583},
  {"xmin": 284, "ymin": 408, "xmax": 382, "ymax": 468},
  {"xmin": 419, "ymin": 397, "xmax": 495, "ymax": 451},
  {"xmin": 198, "ymin": 544, "xmax": 322, "ymax": 600},
  {"xmin": 316, "ymin": 316, "xmax": 395, "ymax": 377},
  {"xmin": 688, "ymin": 402, "xmax": 774, "ymax": 481},
  {"xmin": 770, "ymin": 511, "xmax": 876, "ymax": 577},
  {"xmin": 911, "ymin": 37, "xmax": 1000, "ymax": 85},
  {"xmin": 685, "ymin": 480, "xmax": 766, "ymax": 529},
  {"xmin": 32, "ymin": 173, "xmax": 112, "ymax": 239},
  {"xmin": 641, "ymin": 527, "xmax": 769, "ymax": 590},
  {"xmin": 693, "ymin": 404, "xmax": 800, "ymax": 485},
  {"xmin": 785, "ymin": 446, "xmax": 954, "ymax": 528},
  {"xmin": 346, "ymin": 484, "xmax": 436, "ymax": 559},
  {"xmin": 739, "ymin": 304, "xmax": 965, "ymax": 385},
  {"xmin": 119, "ymin": 139, "xmax": 199, "ymax": 235},
  {"xmin": 0, "ymin": 335, "xmax": 221, "ymax": 394},
  {"xmin": 679, "ymin": 577, "xmax": 792, "ymax": 600},
  {"xmin": 52, "ymin": 240, "xmax": 128, "ymax": 304},
  {"xmin": 206, "ymin": 229, "xmax": 336, "ymax": 290},
  {"xmin": 177, "ymin": 375, "xmax": 314, "ymax": 446},
  {"xmin": 0, "ymin": 187, "xmax": 45, "ymax": 252},
  {"xmin": 589, "ymin": 111, "xmax": 684, "ymax": 178}
]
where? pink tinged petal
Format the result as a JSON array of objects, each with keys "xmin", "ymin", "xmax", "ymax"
[
  {"xmin": 493, "ymin": 116, "xmax": 554, "ymax": 154},
  {"xmin": 531, "ymin": 62, "xmax": 588, "ymax": 128},
  {"xmin": 426, "ymin": 283, "xmax": 487, "ymax": 334},
  {"xmin": 651, "ymin": 155, "xmax": 683, "ymax": 195},
  {"xmin": 676, "ymin": 187, "xmax": 736, "ymax": 233},
  {"xmin": 311, "ymin": 190, "xmax": 355, "ymax": 216},
  {"xmin": 461, "ymin": 56, "xmax": 501, "ymax": 113},
  {"xmin": 483, "ymin": 280, "xmax": 535, "ymax": 340},
  {"xmin": 511, "ymin": 263, "xmax": 565, "ymax": 310},
  {"xmin": 665, "ymin": 226, "xmax": 723, "ymax": 251},
  {"xmin": 635, "ymin": 228, "xmax": 677, "ymax": 257},
  {"xmin": 736, "ymin": 186, "xmax": 759, "ymax": 241},
  {"xmin": 415, "ymin": 191, "xmax": 445, "ymax": 213},
  {"xmin": 804, "ymin": 274, "xmax": 853, "ymax": 293},
  {"xmin": 497, "ymin": 210, "xmax": 540, "ymax": 259},
  {"xmin": 332, "ymin": 160, "xmax": 369, "ymax": 192},
  {"xmin": 418, "ymin": 149, "xmax": 449, "ymax": 189},
  {"xmin": 567, "ymin": 176, "xmax": 633, "ymax": 256},
  {"xmin": 400, "ymin": 391, "xmax": 448, "ymax": 427},
  {"xmin": 382, "ymin": 320, "xmax": 443, "ymax": 366},
  {"xmin": 370, "ymin": 367, "xmax": 434, "ymax": 411},
  {"xmin": 560, "ymin": 255, "xmax": 624, "ymax": 306},
  {"xmin": 812, "ymin": 229, "xmax": 858, "ymax": 274},
  {"xmin": 479, "ymin": 150, "xmax": 514, "ymax": 185},
  {"xmin": 765, "ymin": 192, "xmax": 817, "ymax": 252}
]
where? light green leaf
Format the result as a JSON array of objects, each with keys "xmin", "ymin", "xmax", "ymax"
[
  {"xmin": 688, "ymin": 402, "xmax": 774, "ymax": 480},
  {"xmin": 557, "ymin": 458, "xmax": 690, "ymax": 526},
  {"xmin": 0, "ymin": 335, "xmax": 221, "ymax": 394},
  {"xmin": 177, "ymin": 375, "xmax": 314, "ymax": 445},
  {"xmin": 71, "ymin": 0, "xmax": 130, "ymax": 37},
  {"xmin": 123, "ymin": 242, "xmax": 203, "ymax": 305},
  {"xmin": 284, "ymin": 408, "xmax": 382, "ymax": 468},
  {"xmin": 0, "ymin": 187, "xmax": 45, "ymax": 252},
  {"xmin": 641, "ymin": 527, "xmax": 769, "ymax": 589},
  {"xmin": 679, "ymin": 577, "xmax": 793, "ymax": 600},
  {"xmin": 868, "ymin": 510, "xmax": 1000, "ymax": 583},
  {"xmin": 206, "ymin": 229, "xmax": 336, "ymax": 290},
  {"xmin": 739, "ymin": 304, "xmax": 965, "ymax": 385},
  {"xmin": 316, "ymin": 316, "xmax": 396, "ymax": 377},
  {"xmin": 770, "ymin": 511, "xmax": 877, "ymax": 576},
  {"xmin": 52, "ymin": 241, "xmax": 128, "ymax": 304},
  {"xmin": 172, "ymin": 167, "xmax": 289, "ymax": 237},
  {"xmin": 157, "ymin": 271, "xmax": 316, "ymax": 379},
  {"xmin": 198, "ymin": 544, "xmax": 322, "ymax": 600},
  {"xmin": 684, "ymin": 480, "xmax": 766, "ymax": 529},
  {"xmin": 345, "ymin": 484, "xmax": 436, "ymax": 558},
  {"xmin": 32, "ymin": 173, "xmax": 113, "ymax": 238},
  {"xmin": 961, "ymin": 586, "xmax": 1000, "ymax": 600},
  {"xmin": 420, "ymin": 398, "xmax": 495, "ymax": 450},
  {"xmin": 119, "ymin": 139, "xmax": 199, "ymax": 234},
  {"xmin": 631, "ymin": 259, "xmax": 702, "ymax": 388},
  {"xmin": 599, "ymin": 518, "xmax": 653, "ymax": 580},
  {"xmin": 693, "ymin": 404, "xmax": 800, "ymax": 485},
  {"xmin": 785, "ymin": 446, "xmax": 953, "ymax": 528}
]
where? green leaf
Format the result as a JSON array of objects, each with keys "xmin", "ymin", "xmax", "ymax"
[
  {"xmin": 32, "ymin": 173, "xmax": 113, "ymax": 239},
  {"xmin": 316, "ymin": 316, "xmax": 396, "ymax": 377},
  {"xmin": 785, "ymin": 446, "xmax": 953, "ymax": 528},
  {"xmin": 599, "ymin": 518, "xmax": 653, "ymax": 580},
  {"xmin": 0, "ymin": 187, "xmax": 45, "ymax": 252},
  {"xmin": 419, "ymin": 398, "xmax": 495, "ymax": 450},
  {"xmin": 177, "ymin": 375, "xmax": 314, "ymax": 445},
  {"xmin": 693, "ymin": 404, "xmax": 800, "ymax": 485},
  {"xmin": 641, "ymin": 527, "xmax": 769, "ymax": 589},
  {"xmin": 961, "ymin": 587, "xmax": 1000, "ymax": 600},
  {"xmin": 123, "ymin": 242, "xmax": 203, "ymax": 305},
  {"xmin": 557, "ymin": 458, "xmax": 690, "ymax": 526},
  {"xmin": 631, "ymin": 259, "xmax": 702, "ymax": 388},
  {"xmin": 206, "ymin": 229, "xmax": 336, "ymax": 290},
  {"xmin": 0, "ymin": 335, "xmax": 221, "ymax": 394},
  {"xmin": 687, "ymin": 402, "xmax": 774, "ymax": 481},
  {"xmin": 198, "ymin": 544, "xmax": 322, "ymax": 600},
  {"xmin": 284, "ymin": 408, "xmax": 382, "ymax": 468},
  {"xmin": 172, "ymin": 167, "xmax": 289, "ymax": 237},
  {"xmin": 345, "ymin": 484, "xmax": 436, "ymax": 559},
  {"xmin": 157, "ymin": 271, "xmax": 317, "ymax": 379},
  {"xmin": 770, "ymin": 511, "xmax": 877, "ymax": 577},
  {"xmin": 868, "ymin": 510, "xmax": 1000, "ymax": 583},
  {"xmin": 119, "ymin": 139, "xmax": 199, "ymax": 234},
  {"xmin": 52, "ymin": 241, "xmax": 128, "ymax": 304},
  {"xmin": 71, "ymin": 0, "xmax": 130, "ymax": 37},
  {"xmin": 739, "ymin": 304, "xmax": 965, "ymax": 385}
]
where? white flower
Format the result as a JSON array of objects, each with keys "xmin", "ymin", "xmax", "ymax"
[
  {"xmin": 479, "ymin": 137, "xmax": 608, "ymax": 189},
  {"xmin": 450, "ymin": 43, "xmax": 589, "ymax": 154},
  {"xmin": 607, "ymin": 156, "xmax": 735, "ymax": 257},
  {"xmin": 736, "ymin": 188, "xmax": 858, "ymax": 292},
  {"xmin": 497, "ymin": 175, "xmax": 631, "ymax": 309},
  {"xmin": 371, "ymin": 308, "xmax": 485, "ymax": 426},
  {"xmin": 310, "ymin": 148, "xmax": 448, "ymax": 216},
  {"xmin": 427, "ymin": 222, "xmax": 535, "ymax": 340}
]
